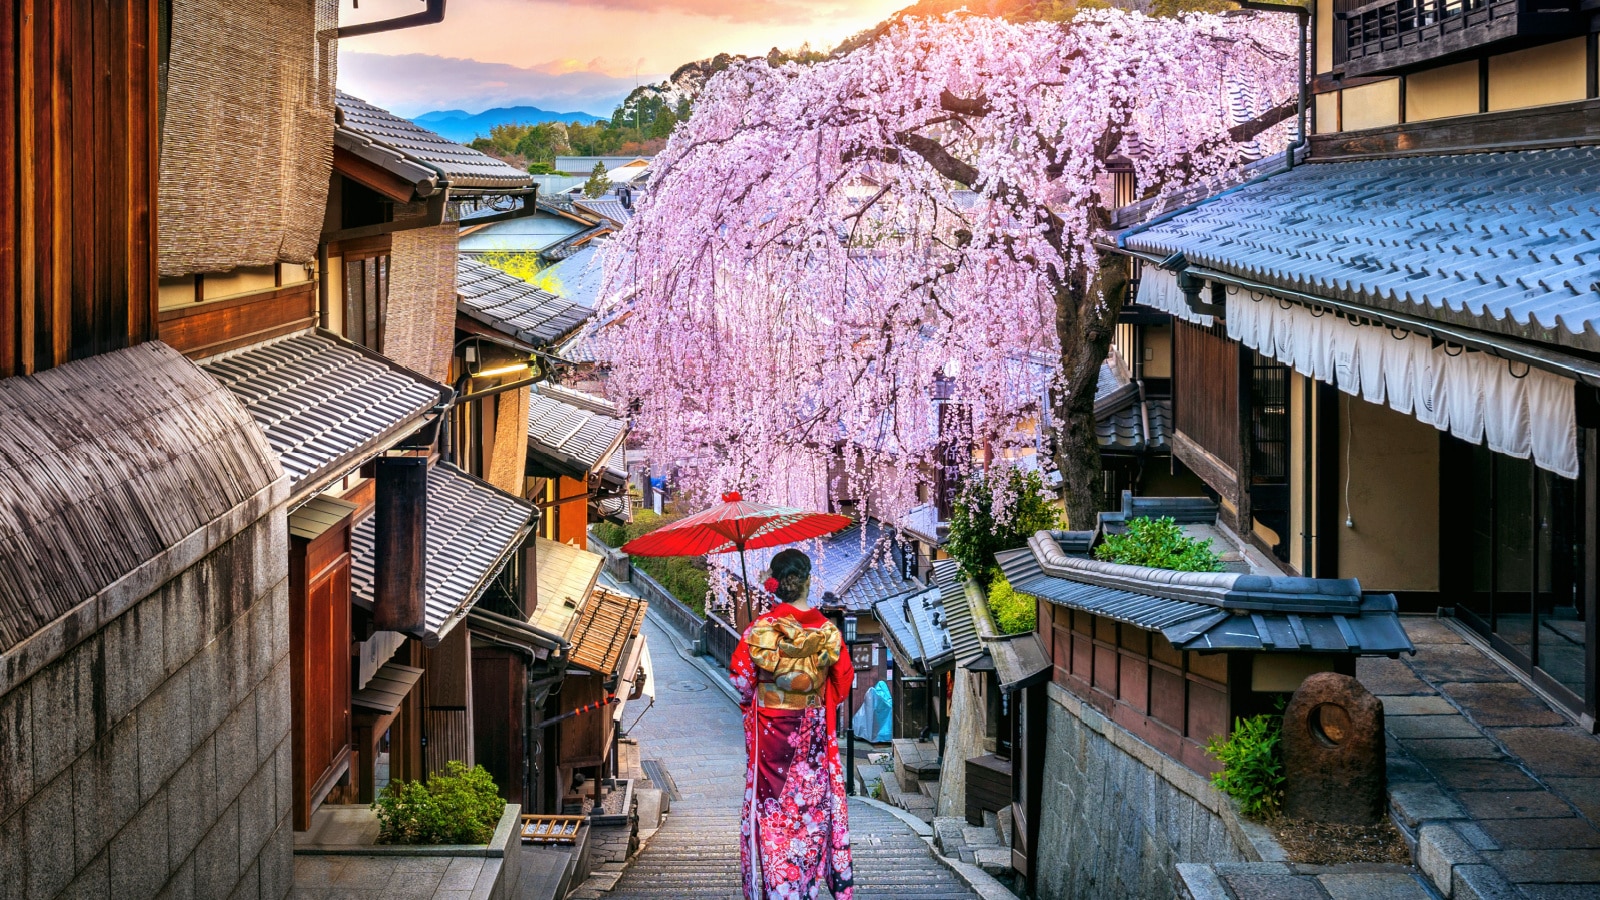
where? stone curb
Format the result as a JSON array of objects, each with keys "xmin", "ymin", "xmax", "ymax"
[
  {"xmin": 1416, "ymin": 821, "xmax": 1516, "ymax": 900},
  {"xmin": 931, "ymin": 854, "xmax": 1025, "ymax": 900}
]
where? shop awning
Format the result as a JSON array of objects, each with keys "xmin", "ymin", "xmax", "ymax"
[
  {"xmin": 1225, "ymin": 288, "xmax": 1578, "ymax": 478},
  {"xmin": 987, "ymin": 632, "xmax": 1052, "ymax": 693},
  {"xmin": 351, "ymin": 661, "xmax": 424, "ymax": 716},
  {"xmin": 568, "ymin": 589, "xmax": 647, "ymax": 679},
  {"xmin": 528, "ymin": 537, "xmax": 604, "ymax": 642}
]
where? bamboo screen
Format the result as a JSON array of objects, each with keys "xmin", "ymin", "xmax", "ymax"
[
  {"xmin": 489, "ymin": 387, "xmax": 532, "ymax": 496},
  {"xmin": 384, "ymin": 224, "xmax": 460, "ymax": 383},
  {"xmin": 157, "ymin": 0, "xmax": 337, "ymax": 276}
]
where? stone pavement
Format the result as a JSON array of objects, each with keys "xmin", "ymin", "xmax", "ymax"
[
  {"xmin": 1357, "ymin": 616, "xmax": 1600, "ymax": 899},
  {"xmin": 1197, "ymin": 616, "xmax": 1600, "ymax": 900},
  {"xmin": 586, "ymin": 614, "xmax": 988, "ymax": 900}
]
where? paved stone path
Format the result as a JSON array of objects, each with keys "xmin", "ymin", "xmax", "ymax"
[{"xmin": 603, "ymin": 615, "xmax": 981, "ymax": 899}]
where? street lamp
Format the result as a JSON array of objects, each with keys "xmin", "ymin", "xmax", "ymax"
[{"xmin": 836, "ymin": 610, "xmax": 865, "ymax": 796}]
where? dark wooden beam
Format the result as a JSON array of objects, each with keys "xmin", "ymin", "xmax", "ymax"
[
  {"xmin": 1310, "ymin": 95, "xmax": 1600, "ymax": 161},
  {"xmin": 333, "ymin": 145, "xmax": 419, "ymax": 204},
  {"xmin": 375, "ymin": 456, "xmax": 429, "ymax": 636}
]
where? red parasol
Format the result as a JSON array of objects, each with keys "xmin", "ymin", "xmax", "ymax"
[{"xmin": 621, "ymin": 492, "xmax": 851, "ymax": 623}]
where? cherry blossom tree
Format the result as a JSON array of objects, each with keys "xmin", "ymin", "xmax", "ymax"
[{"xmin": 598, "ymin": 9, "xmax": 1296, "ymax": 527}]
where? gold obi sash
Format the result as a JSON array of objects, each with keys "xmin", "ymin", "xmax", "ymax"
[{"xmin": 747, "ymin": 615, "xmax": 842, "ymax": 711}]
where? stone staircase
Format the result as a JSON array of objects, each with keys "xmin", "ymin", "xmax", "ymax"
[{"xmin": 854, "ymin": 740, "xmax": 943, "ymax": 824}]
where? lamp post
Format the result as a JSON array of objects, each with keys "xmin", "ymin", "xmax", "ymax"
[{"xmin": 840, "ymin": 612, "xmax": 861, "ymax": 796}]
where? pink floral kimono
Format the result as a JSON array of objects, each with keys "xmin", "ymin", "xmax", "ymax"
[{"xmin": 731, "ymin": 603, "xmax": 855, "ymax": 899}]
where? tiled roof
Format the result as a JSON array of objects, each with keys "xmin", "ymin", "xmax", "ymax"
[
  {"xmin": 335, "ymin": 93, "xmax": 533, "ymax": 193},
  {"xmin": 535, "ymin": 244, "xmax": 610, "ymax": 310},
  {"xmin": 542, "ymin": 381, "xmax": 621, "ymax": 416},
  {"xmin": 1121, "ymin": 148, "xmax": 1600, "ymax": 355},
  {"xmin": 1097, "ymin": 398, "xmax": 1171, "ymax": 454},
  {"xmin": 526, "ymin": 383, "xmax": 628, "ymax": 479},
  {"xmin": 874, "ymin": 594, "xmax": 922, "ymax": 667},
  {"xmin": 902, "ymin": 504, "xmax": 945, "ymax": 546},
  {"xmin": 567, "ymin": 588, "xmax": 646, "ymax": 677},
  {"xmin": 1000, "ymin": 533, "xmax": 1413, "ymax": 655},
  {"xmin": 713, "ymin": 519, "xmax": 921, "ymax": 613},
  {"xmin": 541, "ymin": 223, "xmax": 611, "ymax": 262},
  {"xmin": 904, "ymin": 586, "xmax": 953, "ymax": 668},
  {"xmin": 458, "ymin": 216, "xmax": 588, "ymax": 254},
  {"xmin": 203, "ymin": 331, "xmax": 446, "ymax": 505},
  {"xmin": 933, "ymin": 559, "xmax": 984, "ymax": 667},
  {"xmin": 351, "ymin": 463, "xmax": 538, "ymax": 646},
  {"xmin": 458, "ymin": 257, "xmax": 591, "ymax": 349},
  {"xmin": 573, "ymin": 197, "xmax": 633, "ymax": 228},
  {"xmin": 530, "ymin": 537, "xmax": 604, "ymax": 641}
]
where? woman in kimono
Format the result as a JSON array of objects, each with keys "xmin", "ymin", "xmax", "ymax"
[{"xmin": 731, "ymin": 548, "xmax": 855, "ymax": 899}]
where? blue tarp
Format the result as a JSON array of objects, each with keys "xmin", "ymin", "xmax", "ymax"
[{"xmin": 852, "ymin": 680, "xmax": 892, "ymax": 744}]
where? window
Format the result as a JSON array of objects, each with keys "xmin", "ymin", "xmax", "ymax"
[{"xmin": 343, "ymin": 253, "xmax": 389, "ymax": 352}]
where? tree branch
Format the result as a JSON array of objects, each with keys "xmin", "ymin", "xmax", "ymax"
[{"xmin": 896, "ymin": 131, "xmax": 980, "ymax": 187}]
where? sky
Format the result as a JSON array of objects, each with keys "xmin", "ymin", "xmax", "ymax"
[{"xmin": 338, "ymin": 0, "xmax": 909, "ymax": 118}]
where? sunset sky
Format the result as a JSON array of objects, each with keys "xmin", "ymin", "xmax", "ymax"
[{"xmin": 338, "ymin": 0, "xmax": 909, "ymax": 117}]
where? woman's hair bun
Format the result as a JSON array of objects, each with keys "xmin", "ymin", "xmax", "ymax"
[{"xmin": 769, "ymin": 548, "xmax": 812, "ymax": 582}]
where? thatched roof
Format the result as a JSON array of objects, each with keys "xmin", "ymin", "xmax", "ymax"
[{"xmin": 0, "ymin": 342, "xmax": 283, "ymax": 657}]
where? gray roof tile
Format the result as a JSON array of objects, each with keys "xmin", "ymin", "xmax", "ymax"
[
  {"xmin": 203, "ymin": 332, "xmax": 446, "ymax": 504},
  {"xmin": 350, "ymin": 463, "xmax": 538, "ymax": 645},
  {"xmin": 526, "ymin": 383, "xmax": 627, "ymax": 478},
  {"xmin": 336, "ymin": 92, "xmax": 532, "ymax": 193},
  {"xmin": 712, "ymin": 519, "xmax": 921, "ymax": 613},
  {"xmin": 572, "ymin": 197, "xmax": 633, "ymax": 228},
  {"xmin": 1122, "ymin": 147, "xmax": 1600, "ymax": 354},
  {"xmin": 458, "ymin": 257, "xmax": 592, "ymax": 349},
  {"xmin": 933, "ymin": 559, "xmax": 984, "ymax": 666},
  {"xmin": 999, "ymin": 537, "xmax": 1412, "ymax": 655}
]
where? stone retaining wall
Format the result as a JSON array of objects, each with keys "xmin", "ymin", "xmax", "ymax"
[
  {"xmin": 0, "ymin": 509, "xmax": 292, "ymax": 898},
  {"xmin": 1036, "ymin": 682, "xmax": 1272, "ymax": 900}
]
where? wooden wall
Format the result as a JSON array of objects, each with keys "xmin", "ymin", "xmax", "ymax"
[
  {"xmin": 0, "ymin": 0, "xmax": 159, "ymax": 377},
  {"xmin": 1174, "ymin": 320, "xmax": 1240, "ymax": 473},
  {"xmin": 1042, "ymin": 603, "xmax": 1229, "ymax": 775}
]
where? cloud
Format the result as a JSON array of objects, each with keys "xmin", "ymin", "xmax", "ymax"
[
  {"xmin": 557, "ymin": 0, "xmax": 822, "ymax": 24},
  {"xmin": 338, "ymin": 51, "xmax": 658, "ymax": 118}
]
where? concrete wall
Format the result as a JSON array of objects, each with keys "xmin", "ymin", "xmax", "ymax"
[
  {"xmin": 0, "ymin": 512, "xmax": 292, "ymax": 899},
  {"xmin": 1337, "ymin": 394, "xmax": 1440, "ymax": 593},
  {"xmin": 1035, "ymin": 683, "xmax": 1264, "ymax": 900}
]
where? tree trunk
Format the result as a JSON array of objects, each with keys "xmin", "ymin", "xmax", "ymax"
[{"xmin": 1052, "ymin": 251, "xmax": 1129, "ymax": 529}]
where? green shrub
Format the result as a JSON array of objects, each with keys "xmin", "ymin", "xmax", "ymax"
[
  {"xmin": 1204, "ymin": 713, "xmax": 1285, "ymax": 819},
  {"xmin": 947, "ymin": 468, "xmax": 1061, "ymax": 587},
  {"xmin": 372, "ymin": 761, "xmax": 505, "ymax": 845},
  {"xmin": 593, "ymin": 510, "xmax": 709, "ymax": 615},
  {"xmin": 1094, "ymin": 516, "xmax": 1224, "ymax": 572},
  {"xmin": 986, "ymin": 576, "xmax": 1037, "ymax": 635}
]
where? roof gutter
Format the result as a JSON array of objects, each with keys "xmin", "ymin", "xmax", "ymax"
[{"xmin": 338, "ymin": 0, "xmax": 447, "ymax": 38}]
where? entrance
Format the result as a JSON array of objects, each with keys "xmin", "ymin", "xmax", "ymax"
[{"xmin": 1443, "ymin": 434, "xmax": 1594, "ymax": 719}]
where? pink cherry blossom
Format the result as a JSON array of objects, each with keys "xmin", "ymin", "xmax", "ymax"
[{"xmin": 596, "ymin": 10, "xmax": 1296, "ymax": 523}]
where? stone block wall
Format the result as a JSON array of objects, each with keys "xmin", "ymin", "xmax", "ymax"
[
  {"xmin": 1035, "ymin": 683, "xmax": 1263, "ymax": 900},
  {"xmin": 0, "ymin": 512, "xmax": 291, "ymax": 899}
]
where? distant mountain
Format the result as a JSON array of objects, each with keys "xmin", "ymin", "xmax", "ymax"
[{"xmin": 413, "ymin": 106, "xmax": 607, "ymax": 142}]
